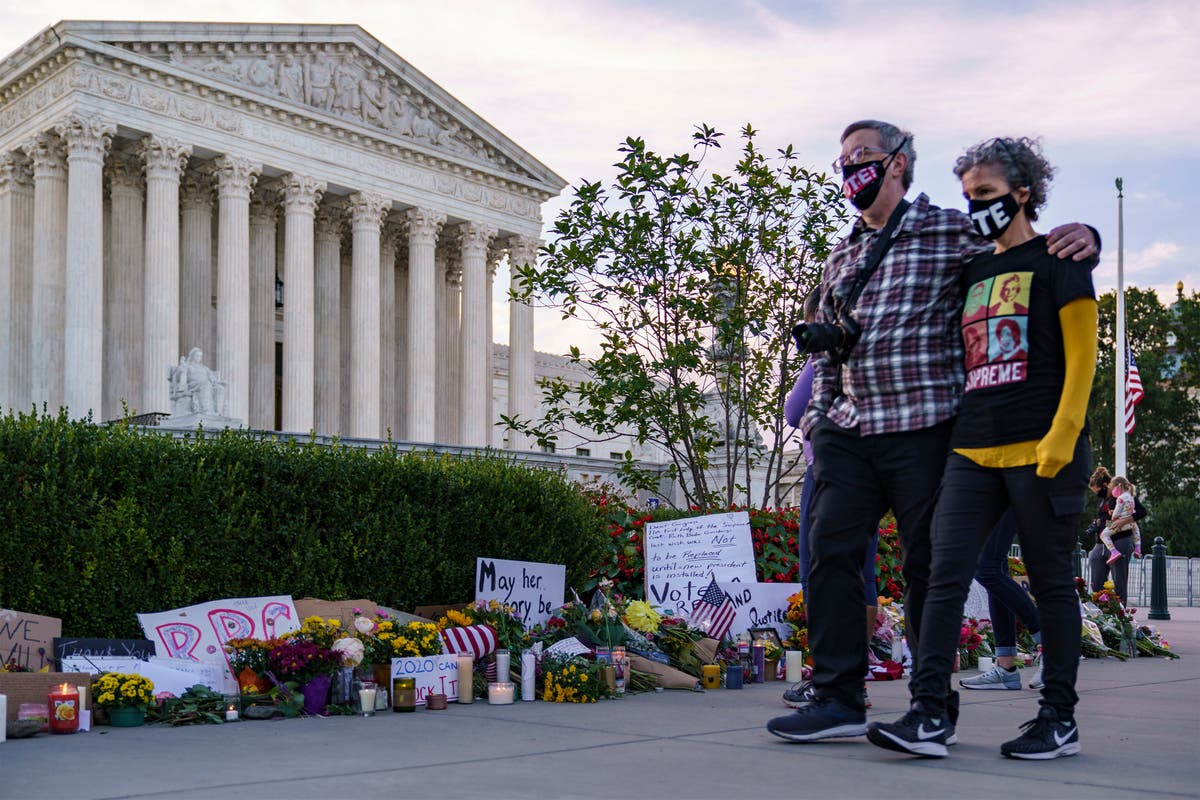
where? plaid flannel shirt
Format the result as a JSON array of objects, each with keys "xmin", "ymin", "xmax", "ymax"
[{"xmin": 800, "ymin": 193, "xmax": 990, "ymax": 437}]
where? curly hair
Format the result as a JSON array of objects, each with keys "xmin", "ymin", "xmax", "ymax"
[{"xmin": 953, "ymin": 137, "xmax": 1055, "ymax": 221}]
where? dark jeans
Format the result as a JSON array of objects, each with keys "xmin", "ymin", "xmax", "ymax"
[
  {"xmin": 799, "ymin": 463, "xmax": 880, "ymax": 604},
  {"xmin": 1089, "ymin": 536, "xmax": 1135, "ymax": 601},
  {"xmin": 806, "ymin": 417, "xmax": 953, "ymax": 711},
  {"xmin": 912, "ymin": 435, "xmax": 1090, "ymax": 720},
  {"xmin": 976, "ymin": 510, "xmax": 1041, "ymax": 656}
]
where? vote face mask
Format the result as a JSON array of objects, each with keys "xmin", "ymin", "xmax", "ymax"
[
  {"xmin": 968, "ymin": 193, "xmax": 1022, "ymax": 240},
  {"xmin": 842, "ymin": 160, "xmax": 885, "ymax": 211}
]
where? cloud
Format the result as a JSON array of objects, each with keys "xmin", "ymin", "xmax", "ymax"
[{"xmin": 1094, "ymin": 240, "xmax": 1187, "ymax": 301}]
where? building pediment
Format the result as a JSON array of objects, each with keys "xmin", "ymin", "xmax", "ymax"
[{"xmin": 0, "ymin": 21, "xmax": 565, "ymax": 196}]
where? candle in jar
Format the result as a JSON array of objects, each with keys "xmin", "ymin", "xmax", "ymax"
[
  {"xmin": 392, "ymin": 677, "xmax": 416, "ymax": 712},
  {"xmin": 495, "ymin": 649, "xmax": 511, "ymax": 683},
  {"xmin": 358, "ymin": 687, "xmax": 377, "ymax": 716},
  {"xmin": 48, "ymin": 684, "xmax": 80, "ymax": 734},
  {"xmin": 752, "ymin": 640, "xmax": 765, "ymax": 683},
  {"xmin": 520, "ymin": 651, "xmax": 536, "ymax": 701},
  {"xmin": 456, "ymin": 654, "xmax": 474, "ymax": 704},
  {"xmin": 487, "ymin": 682, "xmax": 515, "ymax": 705},
  {"xmin": 1, "ymin": 693, "xmax": 7, "ymax": 743},
  {"xmin": 785, "ymin": 650, "xmax": 804, "ymax": 683},
  {"xmin": 225, "ymin": 703, "xmax": 238, "ymax": 722},
  {"xmin": 701, "ymin": 664, "xmax": 721, "ymax": 690}
]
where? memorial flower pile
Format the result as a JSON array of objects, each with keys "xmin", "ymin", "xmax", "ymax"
[
  {"xmin": 224, "ymin": 637, "xmax": 275, "ymax": 676},
  {"xmin": 783, "ymin": 591, "xmax": 808, "ymax": 652},
  {"xmin": 268, "ymin": 639, "xmax": 338, "ymax": 683},
  {"xmin": 1078, "ymin": 580, "xmax": 1178, "ymax": 659},
  {"xmin": 389, "ymin": 621, "xmax": 443, "ymax": 658},
  {"xmin": 440, "ymin": 600, "xmax": 526, "ymax": 653},
  {"xmin": 958, "ymin": 618, "xmax": 993, "ymax": 669},
  {"xmin": 352, "ymin": 612, "xmax": 401, "ymax": 666},
  {"xmin": 285, "ymin": 615, "xmax": 343, "ymax": 648},
  {"xmin": 540, "ymin": 654, "xmax": 606, "ymax": 703},
  {"xmin": 92, "ymin": 672, "xmax": 155, "ymax": 710}
]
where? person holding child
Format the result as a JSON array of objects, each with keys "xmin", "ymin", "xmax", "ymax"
[{"xmin": 1100, "ymin": 476, "xmax": 1141, "ymax": 564}]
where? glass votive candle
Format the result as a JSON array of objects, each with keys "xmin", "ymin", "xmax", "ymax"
[
  {"xmin": 487, "ymin": 682, "xmax": 515, "ymax": 705},
  {"xmin": 495, "ymin": 650, "xmax": 511, "ymax": 683},
  {"xmin": 701, "ymin": 664, "xmax": 721, "ymax": 690},
  {"xmin": 392, "ymin": 677, "xmax": 416, "ymax": 712},
  {"xmin": 357, "ymin": 684, "xmax": 377, "ymax": 717}
]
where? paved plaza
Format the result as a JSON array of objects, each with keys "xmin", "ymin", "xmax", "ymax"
[{"xmin": 4, "ymin": 609, "xmax": 1198, "ymax": 800}]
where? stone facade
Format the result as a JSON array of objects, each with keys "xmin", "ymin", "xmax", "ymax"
[{"xmin": 0, "ymin": 21, "xmax": 560, "ymax": 443}]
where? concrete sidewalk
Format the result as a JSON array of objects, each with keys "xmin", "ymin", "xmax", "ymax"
[{"xmin": 4, "ymin": 610, "xmax": 1198, "ymax": 800}]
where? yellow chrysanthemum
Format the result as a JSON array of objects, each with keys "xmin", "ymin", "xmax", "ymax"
[{"xmin": 624, "ymin": 600, "xmax": 662, "ymax": 634}]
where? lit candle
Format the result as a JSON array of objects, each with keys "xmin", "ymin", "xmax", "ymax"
[
  {"xmin": 785, "ymin": 650, "xmax": 804, "ymax": 683},
  {"xmin": 47, "ymin": 684, "xmax": 80, "ymax": 735},
  {"xmin": 701, "ymin": 664, "xmax": 721, "ymax": 690},
  {"xmin": 752, "ymin": 640, "xmax": 765, "ymax": 683},
  {"xmin": 495, "ymin": 649, "xmax": 511, "ymax": 683},
  {"xmin": 487, "ymin": 682, "xmax": 515, "ymax": 705},
  {"xmin": 392, "ymin": 677, "xmax": 416, "ymax": 712},
  {"xmin": 225, "ymin": 703, "xmax": 238, "ymax": 722},
  {"xmin": 358, "ymin": 687, "xmax": 377, "ymax": 717},
  {"xmin": 456, "ymin": 654, "xmax": 474, "ymax": 704}
]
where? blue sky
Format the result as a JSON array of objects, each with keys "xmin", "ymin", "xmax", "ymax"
[{"xmin": 1, "ymin": 0, "xmax": 1193, "ymax": 356}]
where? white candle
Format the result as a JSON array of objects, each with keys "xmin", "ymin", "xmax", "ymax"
[
  {"xmin": 521, "ymin": 651, "xmax": 536, "ymax": 701},
  {"xmin": 1, "ymin": 694, "xmax": 7, "ymax": 743},
  {"xmin": 487, "ymin": 682, "xmax": 515, "ymax": 705},
  {"xmin": 977, "ymin": 656, "xmax": 995, "ymax": 673},
  {"xmin": 225, "ymin": 705, "xmax": 238, "ymax": 722},
  {"xmin": 495, "ymin": 650, "xmax": 511, "ymax": 683},
  {"xmin": 358, "ymin": 687, "xmax": 376, "ymax": 714},
  {"xmin": 785, "ymin": 650, "xmax": 805, "ymax": 683},
  {"xmin": 76, "ymin": 685, "xmax": 88, "ymax": 713},
  {"xmin": 457, "ymin": 654, "xmax": 474, "ymax": 704}
]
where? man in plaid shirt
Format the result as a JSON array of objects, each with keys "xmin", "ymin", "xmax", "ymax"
[{"xmin": 767, "ymin": 120, "xmax": 1097, "ymax": 743}]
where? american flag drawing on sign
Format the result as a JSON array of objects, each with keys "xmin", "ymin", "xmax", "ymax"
[
  {"xmin": 1125, "ymin": 346, "xmax": 1144, "ymax": 434},
  {"xmin": 689, "ymin": 576, "xmax": 736, "ymax": 641}
]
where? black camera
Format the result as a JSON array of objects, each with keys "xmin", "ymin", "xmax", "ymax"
[{"xmin": 791, "ymin": 312, "xmax": 862, "ymax": 366}]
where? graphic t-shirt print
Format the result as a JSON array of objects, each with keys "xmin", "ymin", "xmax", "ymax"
[{"xmin": 962, "ymin": 271, "xmax": 1032, "ymax": 392}]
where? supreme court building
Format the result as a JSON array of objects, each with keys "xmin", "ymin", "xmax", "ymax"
[{"xmin": 0, "ymin": 21, "xmax": 564, "ymax": 448}]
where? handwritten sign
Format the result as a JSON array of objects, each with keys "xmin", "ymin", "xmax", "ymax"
[
  {"xmin": 717, "ymin": 582, "xmax": 796, "ymax": 639},
  {"xmin": 60, "ymin": 655, "xmax": 228, "ymax": 697},
  {"xmin": 137, "ymin": 595, "xmax": 300, "ymax": 692},
  {"xmin": 54, "ymin": 638, "xmax": 155, "ymax": 666},
  {"xmin": 390, "ymin": 654, "xmax": 461, "ymax": 704},
  {"xmin": 0, "ymin": 608, "xmax": 61, "ymax": 671},
  {"xmin": 643, "ymin": 512, "xmax": 757, "ymax": 615},
  {"xmin": 475, "ymin": 558, "xmax": 565, "ymax": 628}
]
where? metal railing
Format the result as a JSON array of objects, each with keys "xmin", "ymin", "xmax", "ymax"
[{"xmin": 1079, "ymin": 554, "xmax": 1198, "ymax": 607}]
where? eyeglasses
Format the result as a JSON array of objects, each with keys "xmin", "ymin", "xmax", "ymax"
[{"xmin": 832, "ymin": 146, "xmax": 890, "ymax": 173}]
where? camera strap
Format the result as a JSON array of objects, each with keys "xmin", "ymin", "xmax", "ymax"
[{"xmin": 832, "ymin": 198, "xmax": 910, "ymax": 395}]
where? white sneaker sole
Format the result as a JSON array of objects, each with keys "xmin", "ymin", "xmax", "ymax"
[
  {"xmin": 1005, "ymin": 741, "xmax": 1080, "ymax": 760},
  {"xmin": 959, "ymin": 681, "xmax": 1020, "ymax": 691},
  {"xmin": 867, "ymin": 727, "xmax": 949, "ymax": 758},
  {"xmin": 768, "ymin": 722, "xmax": 868, "ymax": 742}
]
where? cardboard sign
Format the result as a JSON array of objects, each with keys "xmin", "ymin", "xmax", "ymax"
[
  {"xmin": 53, "ymin": 638, "xmax": 155, "ymax": 666},
  {"xmin": 390, "ymin": 654, "xmax": 461, "ymax": 705},
  {"xmin": 294, "ymin": 598, "xmax": 379, "ymax": 629},
  {"xmin": 0, "ymin": 608, "xmax": 61, "ymax": 671},
  {"xmin": 137, "ymin": 595, "xmax": 300, "ymax": 692},
  {"xmin": 643, "ymin": 512, "xmax": 757, "ymax": 615},
  {"xmin": 717, "ymin": 582, "xmax": 796, "ymax": 639},
  {"xmin": 475, "ymin": 558, "xmax": 565, "ymax": 627},
  {"xmin": 60, "ymin": 655, "xmax": 228, "ymax": 697}
]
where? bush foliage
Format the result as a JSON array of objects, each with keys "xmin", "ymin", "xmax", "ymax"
[{"xmin": 0, "ymin": 411, "xmax": 604, "ymax": 638}]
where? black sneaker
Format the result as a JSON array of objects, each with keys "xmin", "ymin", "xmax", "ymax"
[
  {"xmin": 781, "ymin": 679, "xmax": 817, "ymax": 708},
  {"xmin": 1001, "ymin": 706, "xmax": 1080, "ymax": 760},
  {"xmin": 866, "ymin": 701, "xmax": 951, "ymax": 758},
  {"xmin": 766, "ymin": 696, "xmax": 867, "ymax": 742}
]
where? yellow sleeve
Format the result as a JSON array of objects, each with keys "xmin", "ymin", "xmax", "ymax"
[
  {"xmin": 1035, "ymin": 297, "xmax": 1099, "ymax": 478},
  {"xmin": 957, "ymin": 297, "xmax": 1098, "ymax": 474}
]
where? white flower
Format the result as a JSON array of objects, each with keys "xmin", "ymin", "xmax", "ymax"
[
  {"xmin": 332, "ymin": 637, "xmax": 365, "ymax": 667},
  {"xmin": 354, "ymin": 616, "xmax": 377, "ymax": 636}
]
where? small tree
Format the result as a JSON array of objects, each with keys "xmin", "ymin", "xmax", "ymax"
[{"xmin": 505, "ymin": 125, "xmax": 848, "ymax": 509}]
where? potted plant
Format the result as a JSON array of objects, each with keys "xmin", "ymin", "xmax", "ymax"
[
  {"xmin": 224, "ymin": 637, "xmax": 276, "ymax": 694},
  {"xmin": 267, "ymin": 640, "xmax": 338, "ymax": 715},
  {"xmin": 92, "ymin": 672, "xmax": 155, "ymax": 727}
]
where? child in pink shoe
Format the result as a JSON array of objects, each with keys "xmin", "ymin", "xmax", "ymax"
[{"xmin": 1101, "ymin": 476, "xmax": 1141, "ymax": 564}]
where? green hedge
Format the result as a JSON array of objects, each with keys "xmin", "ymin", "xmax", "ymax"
[{"xmin": 0, "ymin": 411, "xmax": 604, "ymax": 638}]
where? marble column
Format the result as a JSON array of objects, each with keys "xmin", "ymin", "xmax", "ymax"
[
  {"xmin": 486, "ymin": 241, "xmax": 504, "ymax": 447},
  {"xmin": 507, "ymin": 236, "xmax": 538, "ymax": 450},
  {"xmin": 280, "ymin": 173, "xmax": 325, "ymax": 432},
  {"xmin": 379, "ymin": 225, "xmax": 400, "ymax": 439},
  {"xmin": 57, "ymin": 115, "xmax": 115, "ymax": 419},
  {"xmin": 214, "ymin": 155, "xmax": 261, "ymax": 424},
  {"xmin": 404, "ymin": 208, "xmax": 445, "ymax": 443},
  {"xmin": 141, "ymin": 135, "xmax": 192, "ymax": 413},
  {"xmin": 0, "ymin": 155, "xmax": 33, "ymax": 413},
  {"xmin": 434, "ymin": 248, "xmax": 450, "ymax": 443},
  {"xmin": 248, "ymin": 186, "xmax": 278, "ymax": 429},
  {"xmin": 458, "ymin": 222, "xmax": 497, "ymax": 447},
  {"xmin": 22, "ymin": 133, "xmax": 68, "ymax": 412},
  {"xmin": 394, "ymin": 253, "xmax": 408, "ymax": 439},
  {"xmin": 179, "ymin": 168, "xmax": 213, "ymax": 360},
  {"xmin": 442, "ymin": 249, "xmax": 462, "ymax": 445},
  {"xmin": 313, "ymin": 201, "xmax": 342, "ymax": 435},
  {"xmin": 104, "ymin": 152, "xmax": 145, "ymax": 420},
  {"xmin": 348, "ymin": 191, "xmax": 390, "ymax": 439},
  {"xmin": 339, "ymin": 246, "xmax": 351, "ymax": 434}
]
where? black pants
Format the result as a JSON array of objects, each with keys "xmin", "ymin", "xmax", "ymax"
[
  {"xmin": 1089, "ymin": 536, "xmax": 1134, "ymax": 601},
  {"xmin": 807, "ymin": 417, "xmax": 953, "ymax": 711},
  {"xmin": 911, "ymin": 435, "xmax": 1091, "ymax": 720}
]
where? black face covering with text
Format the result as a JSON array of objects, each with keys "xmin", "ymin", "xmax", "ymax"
[
  {"xmin": 967, "ymin": 192, "xmax": 1022, "ymax": 240},
  {"xmin": 841, "ymin": 139, "xmax": 906, "ymax": 212}
]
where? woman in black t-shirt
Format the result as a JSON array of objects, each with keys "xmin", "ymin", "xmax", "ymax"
[{"xmin": 867, "ymin": 137, "xmax": 1097, "ymax": 761}]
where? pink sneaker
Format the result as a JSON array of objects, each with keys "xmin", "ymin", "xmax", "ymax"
[{"xmin": 1106, "ymin": 549, "xmax": 1123, "ymax": 565}]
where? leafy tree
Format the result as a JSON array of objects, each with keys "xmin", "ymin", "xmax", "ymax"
[
  {"xmin": 1087, "ymin": 288, "xmax": 1200, "ymax": 509},
  {"xmin": 506, "ymin": 125, "xmax": 848, "ymax": 509}
]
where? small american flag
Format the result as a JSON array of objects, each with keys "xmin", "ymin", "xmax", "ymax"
[
  {"xmin": 689, "ymin": 576, "xmax": 736, "ymax": 641},
  {"xmin": 1125, "ymin": 346, "xmax": 1144, "ymax": 434}
]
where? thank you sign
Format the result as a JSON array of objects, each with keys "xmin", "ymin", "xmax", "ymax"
[
  {"xmin": 643, "ymin": 512, "xmax": 757, "ymax": 615},
  {"xmin": 475, "ymin": 557, "xmax": 565, "ymax": 628}
]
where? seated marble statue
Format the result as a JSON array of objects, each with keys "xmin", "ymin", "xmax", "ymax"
[{"xmin": 168, "ymin": 347, "xmax": 227, "ymax": 417}]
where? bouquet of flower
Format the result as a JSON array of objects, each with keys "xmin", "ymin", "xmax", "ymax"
[
  {"xmin": 2, "ymin": 657, "xmax": 31, "ymax": 672},
  {"xmin": 652, "ymin": 616, "xmax": 706, "ymax": 676},
  {"xmin": 285, "ymin": 616, "xmax": 344, "ymax": 649},
  {"xmin": 783, "ymin": 591, "xmax": 808, "ymax": 652},
  {"xmin": 225, "ymin": 637, "xmax": 276, "ymax": 675},
  {"xmin": 332, "ymin": 636, "xmax": 365, "ymax": 667},
  {"xmin": 958, "ymin": 618, "xmax": 993, "ymax": 669},
  {"xmin": 1135, "ymin": 625, "xmax": 1180, "ymax": 659},
  {"xmin": 267, "ymin": 639, "xmax": 339, "ymax": 683},
  {"xmin": 390, "ymin": 621, "xmax": 443, "ymax": 658},
  {"xmin": 525, "ymin": 611, "xmax": 573, "ymax": 647},
  {"xmin": 349, "ymin": 611, "xmax": 402, "ymax": 666},
  {"xmin": 540, "ymin": 654, "xmax": 607, "ymax": 703},
  {"xmin": 92, "ymin": 672, "xmax": 155, "ymax": 710}
]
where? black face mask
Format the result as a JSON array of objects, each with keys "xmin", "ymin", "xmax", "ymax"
[
  {"xmin": 841, "ymin": 140, "xmax": 906, "ymax": 212},
  {"xmin": 967, "ymin": 193, "xmax": 1022, "ymax": 240}
]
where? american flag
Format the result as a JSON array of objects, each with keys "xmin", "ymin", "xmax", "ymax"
[
  {"xmin": 689, "ymin": 576, "xmax": 736, "ymax": 641},
  {"xmin": 1125, "ymin": 346, "xmax": 1144, "ymax": 434}
]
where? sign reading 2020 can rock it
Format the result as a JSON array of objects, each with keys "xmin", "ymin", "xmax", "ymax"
[
  {"xmin": 643, "ymin": 511, "xmax": 757, "ymax": 615},
  {"xmin": 475, "ymin": 558, "xmax": 565, "ymax": 628}
]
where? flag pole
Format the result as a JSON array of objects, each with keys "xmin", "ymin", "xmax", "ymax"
[{"xmin": 1114, "ymin": 177, "xmax": 1126, "ymax": 476}]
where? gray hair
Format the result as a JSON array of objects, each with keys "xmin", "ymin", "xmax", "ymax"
[
  {"xmin": 841, "ymin": 119, "xmax": 916, "ymax": 189},
  {"xmin": 953, "ymin": 137, "xmax": 1055, "ymax": 221}
]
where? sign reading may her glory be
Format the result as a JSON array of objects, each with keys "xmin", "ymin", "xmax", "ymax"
[
  {"xmin": 475, "ymin": 558, "xmax": 565, "ymax": 627},
  {"xmin": 643, "ymin": 511, "xmax": 757, "ymax": 615}
]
